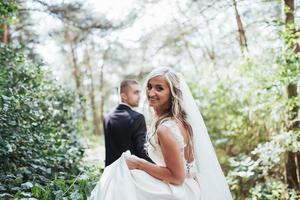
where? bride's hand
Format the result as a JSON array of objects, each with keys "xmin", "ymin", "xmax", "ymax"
[{"xmin": 125, "ymin": 154, "xmax": 142, "ymax": 170}]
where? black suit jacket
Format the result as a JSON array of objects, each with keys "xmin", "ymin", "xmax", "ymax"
[{"xmin": 103, "ymin": 104, "xmax": 153, "ymax": 166}]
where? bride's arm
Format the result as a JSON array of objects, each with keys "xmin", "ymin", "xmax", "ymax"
[{"xmin": 126, "ymin": 125, "xmax": 185, "ymax": 185}]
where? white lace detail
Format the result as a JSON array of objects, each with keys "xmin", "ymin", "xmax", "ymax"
[
  {"xmin": 147, "ymin": 118, "xmax": 197, "ymax": 176},
  {"xmin": 160, "ymin": 119, "xmax": 185, "ymax": 150}
]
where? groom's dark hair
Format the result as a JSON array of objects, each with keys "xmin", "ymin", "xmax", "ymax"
[{"xmin": 120, "ymin": 79, "xmax": 138, "ymax": 94}]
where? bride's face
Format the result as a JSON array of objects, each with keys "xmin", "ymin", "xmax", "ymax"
[{"xmin": 146, "ymin": 75, "xmax": 171, "ymax": 113}]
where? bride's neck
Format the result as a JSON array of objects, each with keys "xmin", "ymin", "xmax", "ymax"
[
  {"xmin": 155, "ymin": 110, "xmax": 167, "ymax": 118},
  {"xmin": 154, "ymin": 105, "xmax": 171, "ymax": 117},
  {"xmin": 154, "ymin": 111, "xmax": 171, "ymax": 120}
]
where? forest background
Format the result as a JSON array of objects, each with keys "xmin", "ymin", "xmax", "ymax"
[{"xmin": 0, "ymin": 0, "xmax": 299, "ymax": 199}]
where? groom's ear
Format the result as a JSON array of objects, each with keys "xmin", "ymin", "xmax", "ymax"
[{"xmin": 120, "ymin": 92, "xmax": 127, "ymax": 101}]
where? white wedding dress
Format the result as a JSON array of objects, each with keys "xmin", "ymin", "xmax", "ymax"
[
  {"xmin": 90, "ymin": 67, "xmax": 233, "ymax": 200},
  {"xmin": 89, "ymin": 119, "xmax": 201, "ymax": 200}
]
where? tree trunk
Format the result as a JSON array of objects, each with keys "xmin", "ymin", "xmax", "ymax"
[
  {"xmin": 70, "ymin": 40, "xmax": 81, "ymax": 92},
  {"xmin": 232, "ymin": 0, "xmax": 248, "ymax": 54},
  {"xmin": 174, "ymin": 19, "xmax": 199, "ymax": 73},
  {"xmin": 63, "ymin": 24, "xmax": 82, "ymax": 93},
  {"xmin": 63, "ymin": 26, "xmax": 87, "ymax": 122},
  {"xmin": 1, "ymin": 23, "xmax": 10, "ymax": 44},
  {"xmin": 85, "ymin": 51, "xmax": 101, "ymax": 135},
  {"xmin": 283, "ymin": 0, "xmax": 300, "ymax": 190},
  {"xmin": 99, "ymin": 49, "xmax": 109, "ymax": 133},
  {"xmin": 99, "ymin": 62, "xmax": 105, "ymax": 129}
]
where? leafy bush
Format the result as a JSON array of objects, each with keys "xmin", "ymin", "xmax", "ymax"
[
  {"xmin": 188, "ymin": 43, "xmax": 300, "ymax": 197},
  {"xmin": 0, "ymin": 0, "xmax": 17, "ymax": 26},
  {"xmin": 248, "ymin": 180, "xmax": 299, "ymax": 200},
  {"xmin": 0, "ymin": 44, "xmax": 99, "ymax": 199}
]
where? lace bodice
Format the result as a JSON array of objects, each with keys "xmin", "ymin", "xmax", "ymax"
[{"xmin": 147, "ymin": 119, "xmax": 197, "ymax": 175}]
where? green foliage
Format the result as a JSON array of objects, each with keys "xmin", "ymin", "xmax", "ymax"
[
  {"xmin": 277, "ymin": 47, "xmax": 300, "ymax": 85},
  {"xmin": 189, "ymin": 26, "xmax": 300, "ymax": 198},
  {"xmin": 248, "ymin": 180, "xmax": 299, "ymax": 200},
  {"xmin": 0, "ymin": 0, "xmax": 17, "ymax": 27},
  {"xmin": 0, "ymin": 44, "xmax": 100, "ymax": 199},
  {"xmin": 21, "ymin": 164, "xmax": 102, "ymax": 200}
]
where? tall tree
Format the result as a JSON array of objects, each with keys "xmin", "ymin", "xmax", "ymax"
[
  {"xmin": 232, "ymin": 0, "xmax": 248, "ymax": 54},
  {"xmin": 99, "ymin": 50, "xmax": 107, "ymax": 131},
  {"xmin": 64, "ymin": 27, "xmax": 82, "ymax": 95},
  {"xmin": 84, "ymin": 48, "xmax": 101, "ymax": 135},
  {"xmin": 283, "ymin": 0, "xmax": 300, "ymax": 190},
  {"xmin": 1, "ymin": 24, "xmax": 10, "ymax": 44},
  {"xmin": 0, "ymin": 1, "xmax": 17, "ymax": 44}
]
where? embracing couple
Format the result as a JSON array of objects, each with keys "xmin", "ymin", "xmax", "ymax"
[{"xmin": 89, "ymin": 67, "xmax": 233, "ymax": 200}]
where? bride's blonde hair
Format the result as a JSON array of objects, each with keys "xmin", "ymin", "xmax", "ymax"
[{"xmin": 144, "ymin": 67, "xmax": 193, "ymax": 148}]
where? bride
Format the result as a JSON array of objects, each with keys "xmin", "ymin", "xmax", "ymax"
[{"xmin": 89, "ymin": 67, "xmax": 232, "ymax": 200}]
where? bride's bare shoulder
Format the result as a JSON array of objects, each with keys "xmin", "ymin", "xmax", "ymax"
[{"xmin": 156, "ymin": 125, "xmax": 181, "ymax": 150}]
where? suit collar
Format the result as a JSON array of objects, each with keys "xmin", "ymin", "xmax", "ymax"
[{"xmin": 117, "ymin": 103, "xmax": 132, "ymax": 110}]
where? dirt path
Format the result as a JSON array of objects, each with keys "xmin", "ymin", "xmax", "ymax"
[
  {"xmin": 81, "ymin": 134, "xmax": 105, "ymax": 166},
  {"xmin": 83, "ymin": 145, "xmax": 105, "ymax": 166}
]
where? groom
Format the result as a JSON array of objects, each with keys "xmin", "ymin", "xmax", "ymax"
[{"xmin": 103, "ymin": 79, "xmax": 153, "ymax": 166}]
